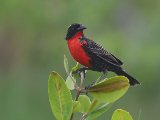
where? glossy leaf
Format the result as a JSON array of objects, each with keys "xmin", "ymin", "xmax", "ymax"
[
  {"xmin": 73, "ymin": 101, "xmax": 81, "ymax": 112},
  {"xmin": 86, "ymin": 103, "xmax": 112, "ymax": 120},
  {"xmin": 111, "ymin": 109, "xmax": 133, "ymax": 120},
  {"xmin": 78, "ymin": 95, "xmax": 91, "ymax": 113},
  {"xmin": 65, "ymin": 74, "xmax": 75, "ymax": 90},
  {"xmin": 86, "ymin": 99, "xmax": 99, "ymax": 114},
  {"xmin": 88, "ymin": 76, "xmax": 129, "ymax": 103},
  {"xmin": 48, "ymin": 71, "xmax": 73, "ymax": 120},
  {"xmin": 72, "ymin": 95, "xmax": 91, "ymax": 113},
  {"xmin": 71, "ymin": 62, "xmax": 80, "ymax": 72}
]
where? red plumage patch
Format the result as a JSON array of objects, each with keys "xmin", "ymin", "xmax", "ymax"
[
  {"xmin": 67, "ymin": 32, "xmax": 92, "ymax": 68},
  {"xmin": 81, "ymin": 41, "xmax": 87, "ymax": 46}
]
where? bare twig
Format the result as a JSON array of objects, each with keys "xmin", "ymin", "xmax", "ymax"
[{"xmin": 70, "ymin": 71, "xmax": 85, "ymax": 120}]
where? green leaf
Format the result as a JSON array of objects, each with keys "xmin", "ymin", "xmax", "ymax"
[
  {"xmin": 111, "ymin": 109, "xmax": 133, "ymax": 120},
  {"xmin": 73, "ymin": 101, "xmax": 81, "ymax": 112},
  {"xmin": 78, "ymin": 95, "xmax": 91, "ymax": 113},
  {"xmin": 86, "ymin": 103, "xmax": 112, "ymax": 120},
  {"xmin": 65, "ymin": 75, "xmax": 75, "ymax": 90},
  {"xmin": 48, "ymin": 71, "xmax": 73, "ymax": 120},
  {"xmin": 71, "ymin": 62, "xmax": 80, "ymax": 72},
  {"xmin": 64, "ymin": 55, "xmax": 69, "ymax": 74},
  {"xmin": 86, "ymin": 99, "xmax": 100, "ymax": 114},
  {"xmin": 88, "ymin": 76, "xmax": 129, "ymax": 103},
  {"xmin": 72, "ymin": 95, "xmax": 91, "ymax": 113},
  {"xmin": 71, "ymin": 62, "xmax": 81, "ymax": 78}
]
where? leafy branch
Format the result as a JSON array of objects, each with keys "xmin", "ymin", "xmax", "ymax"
[
  {"xmin": 70, "ymin": 72, "xmax": 86, "ymax": 120},
  {"xmin": 48, "ymin": 55, "xmax": 134, "ymax": 120}
]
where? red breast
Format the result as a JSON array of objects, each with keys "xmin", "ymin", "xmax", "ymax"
[{"xmin": 67, "ymin": 32, "xmax": 92, "ymax": 68}]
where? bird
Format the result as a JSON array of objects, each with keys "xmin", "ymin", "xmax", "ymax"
[{"xmin": 65, "ymin": 23, "xmax": 140, "ymax": 86}]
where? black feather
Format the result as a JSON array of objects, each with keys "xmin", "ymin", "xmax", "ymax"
[{"xmin": 79, "ymin": 36, "xmax": 139, "ymax": 86}]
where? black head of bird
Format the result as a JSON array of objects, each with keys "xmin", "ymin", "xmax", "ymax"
[{"xmin": 65, "ymin": 23, "xmax": 86, "ymax": 40}]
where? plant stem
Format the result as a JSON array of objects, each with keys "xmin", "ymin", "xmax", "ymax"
[{"xmin": 70, "ymin": 72, "xmax": 85, "ymax": 120}]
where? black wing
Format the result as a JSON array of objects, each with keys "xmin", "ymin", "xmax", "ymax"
[{"xmin": 79, "ymin": 37, "xmax": 123, "ymax": 68}]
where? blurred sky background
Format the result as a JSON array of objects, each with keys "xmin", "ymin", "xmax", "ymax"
[{"xmin": 0, "ymin": 0, "xmax": 160, "ymax": 120}]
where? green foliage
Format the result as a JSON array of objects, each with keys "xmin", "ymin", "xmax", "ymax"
[
  {"xmin": 48, "ymin": 56, "xmax": 135, "ymax": 120},
  {"xmin": 65, "ymin": 75, "xmax": 75, "ymax": 90},
  {"xmin": 64, "ymin": 54, "xmax": 77, "ymax": 90},
  {"xmin": 71, "ymin": 62, "xmax": 81, "ymax": 73},
  {"xmin": 111, "ymin": 109, "xmax": 133, "ymax": 120},
  {"xmin": 73, "ymin": 101, "xmax": 81, "ymax": 112},
  {"xmin": 1, "ymin": 0, "xmax": 159, "ymax": 119},
  {"xmin": 71, "ymin": 62, "xmax": 81, "ymax": 79},
  {"xmin": 86, "ymin": 103, "xmax": 112, "ymax": 120},
  {"xmin": 78, "ymin": 95, "xmax": 91, "ymax": 113},
  {"xmin": 72, "ymin": 95, "xmax": 91, "ymax": 113},
  {"xmin": 88, "ymin": 76, "xmax": 129, "ymax": 103},
  {"xmin": 48, "ymin": 71, "xmax": 73, "ymax": 120}
]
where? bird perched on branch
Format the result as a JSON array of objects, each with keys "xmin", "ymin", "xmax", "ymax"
[{"xmin": 65, "ymin": 23, "xmax": 139, "ymax": 86}]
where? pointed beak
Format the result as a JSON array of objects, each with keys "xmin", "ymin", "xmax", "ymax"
[{"xmin": 78, "ymin": 24, "xmax": 87, "ymax": 31}]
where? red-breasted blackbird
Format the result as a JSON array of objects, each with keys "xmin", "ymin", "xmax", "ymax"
[{"xmin": 65, "ymin": 23, "xmax": 139, "ymax": 86}]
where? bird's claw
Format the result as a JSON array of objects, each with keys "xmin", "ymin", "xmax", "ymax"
[
  {"xmin": 72, "ymin": 69, "xmax": 86, "ymax": 78},
  {"xmin": 85, "ymin": 85, "xmax": 91, "ymax": 90},
  {"xmin": 85, "ymin": 80, "xmax": 97, "ymax": 90},
  {"xmin": 72, "ymin": 70, "xmax": 79, "ymax": 75}
]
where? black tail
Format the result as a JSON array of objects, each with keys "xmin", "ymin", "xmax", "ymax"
[{"xmin": 114, "ymin": 68, "xmax": 140, "ymax": 86}]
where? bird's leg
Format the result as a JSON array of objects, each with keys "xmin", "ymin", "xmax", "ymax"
[
  {"xmin": 97, "ymin": 70, "xmax": 108, "ymax": 82},
  {"xmin": 72, "ymin": 67, "xmax": 90, "ymax": 78},
  {"xmin": 72, "ymin": 67, "xmax": 87, "ymax": 74},
  {"xmin": 85, "ymin": 70, "xmax": 108, "ymax": 90}
]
